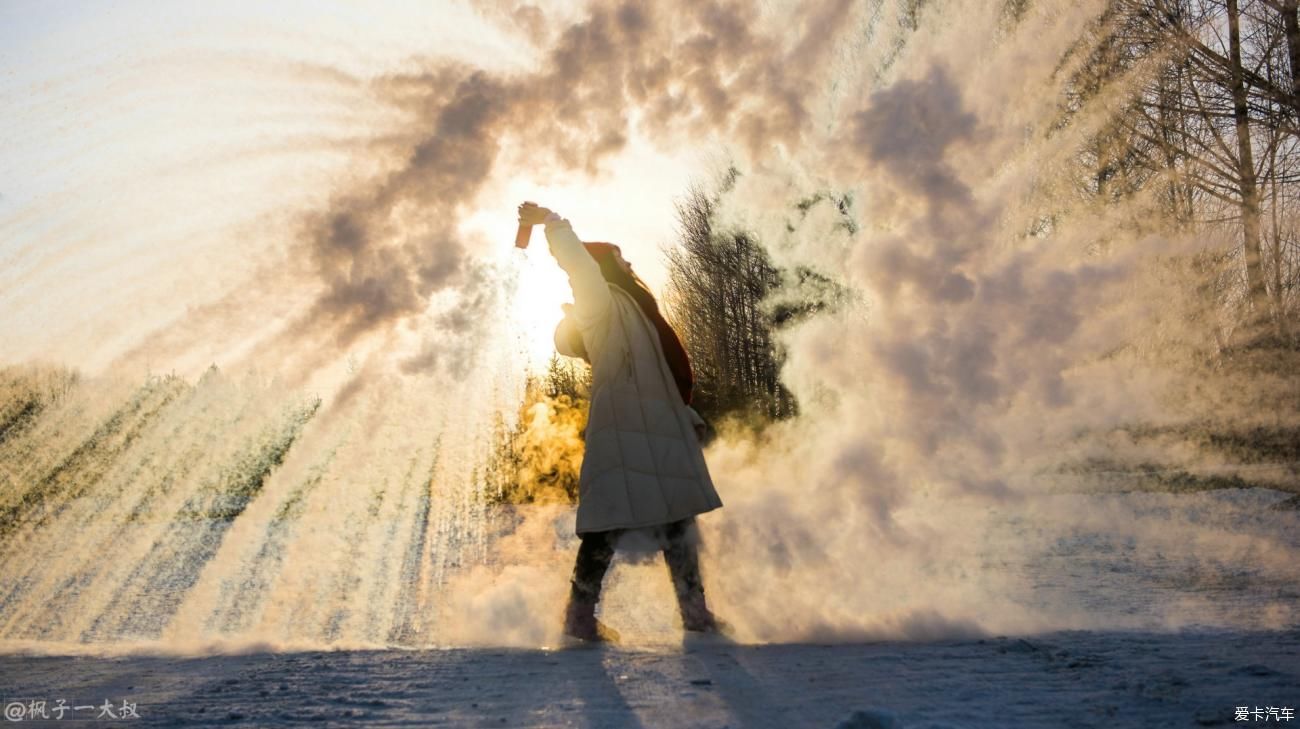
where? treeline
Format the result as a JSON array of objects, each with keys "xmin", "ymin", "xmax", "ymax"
[
  {"xmin": 1068, "ymin": 0, "xmax": 1300, "ymax": 348},
  {"xmin": 663, "ymin": 177, "xmax": 852, "ymax": 425}
]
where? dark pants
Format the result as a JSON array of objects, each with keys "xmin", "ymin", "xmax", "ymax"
[{"xmin": 569, "ymin": 517, "xmax": 705, "ymax": 608}]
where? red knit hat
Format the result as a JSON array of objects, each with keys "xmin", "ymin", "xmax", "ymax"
[{"xmin": 582, "ymin": 242, "xmax": 621, "ymax": 260}]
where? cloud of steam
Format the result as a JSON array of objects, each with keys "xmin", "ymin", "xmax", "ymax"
[
  {"xmin": 6, "ymin": 0, "xmax": 1297, "ymax": 653},
  {"xmin": 109, "ymin": 0, "xmax": 863, "ymax": 386},
  {"xmin": 434, "ymin": 0, "xmax": 1299, "ymax": 645}
]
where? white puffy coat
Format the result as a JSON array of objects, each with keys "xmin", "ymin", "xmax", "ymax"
[{"xmin": 544, "ymin": 215, "xmax": 723, "ymax": 534}]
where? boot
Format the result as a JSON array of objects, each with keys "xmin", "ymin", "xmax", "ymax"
[
  {"xmin": 565, "ymin": 529, "xmax": 619, "ymax": 643},
  {"xmin": 676, "ymin": 588, "xmax": 726, "ymax": 633},
  {"xmin": 662, "ymin": 520, "xmax": 727, "ymax": 634},
  {"xmin": 562, "ymin": 598, "xmax": 620, "ymax": 643}
]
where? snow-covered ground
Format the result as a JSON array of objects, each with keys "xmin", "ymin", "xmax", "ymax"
[
  {"xmin": 1, "ymin": 488, "xmax": 1297, "ymax": 727},
  {"xmin": 1, "ymin": 628, "xmax": 1297, "ymax": 727}
]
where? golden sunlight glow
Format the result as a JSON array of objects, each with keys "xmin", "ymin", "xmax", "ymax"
[
  {"xmin": 508, "ymin": 248, "xmax": 575, "ymax": 369},
  {"xmin": 461, "ymin": 146, "xmax": 699, "ymax": 371}
]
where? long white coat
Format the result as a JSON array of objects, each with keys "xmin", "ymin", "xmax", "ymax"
[{"xmin": 544, "ymin": 215, "xmax": 723, "ymax": 534}]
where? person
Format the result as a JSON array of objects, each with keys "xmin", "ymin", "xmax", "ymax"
[{"xmin": 516, "ymin": 201, "xmax": 725, "ymax": 643}]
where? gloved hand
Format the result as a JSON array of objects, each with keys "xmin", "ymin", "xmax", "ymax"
[
  {"xmin": 517, "ymin": 201, "xmax": 553, "ymax": 226},
  {"xmin": 686, "ymin": 406, "xmax": 713, "ymax": 444}
]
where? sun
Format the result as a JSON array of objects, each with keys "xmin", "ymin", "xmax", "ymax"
[
  {"xmin": 459, "ymin": 201, "xmax": 583, "ymax": 371},
  {"xmin": 459, "ymin": 153, "xmax": 687, "ymax": 371},
  {"xmin": 506, "ymin": 245, "xmax": 576, "ymax": 369}
]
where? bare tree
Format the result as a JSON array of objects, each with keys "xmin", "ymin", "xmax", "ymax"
[
  {"xmin": 1065, "ymin": 0, "xmax": 1300, "ymax": 345},
  {"xmin": 662, "ymin": 185, "xmax": 793, "ymax": 422},
  {"xmin": 662, "ymin": 180, "xmax": 852, "ymax": 424}
]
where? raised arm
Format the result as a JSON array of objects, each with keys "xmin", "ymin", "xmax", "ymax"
[{"xmin": 518, "ymin": 202, "xmax": 611, "ymax": 328}]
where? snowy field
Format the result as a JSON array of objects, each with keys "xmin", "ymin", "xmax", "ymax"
[
  {"xmin": 1, "ymin": 629, "xmax": 1297, "ymax": 727},
  {"xmin": 1, "ymin": 488, "xmax": 1297, "ymax": 728}
]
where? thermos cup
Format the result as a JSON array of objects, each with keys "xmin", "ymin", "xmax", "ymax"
[{"xmin": 515, "ymin": 222, "xmax": 533, "ymax": 249}]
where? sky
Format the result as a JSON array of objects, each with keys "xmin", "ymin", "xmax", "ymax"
[{"xmin": 0, "ymin": 0, "xmax": 710, "ymax": 374}]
